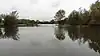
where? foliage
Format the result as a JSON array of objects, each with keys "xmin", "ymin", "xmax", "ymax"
[
  {"xmin": 89, "ymin": 0, "xmax": 100, "ymax": 24},
  {"xmin": 66, "ymin": 0, "xmax": 100, "ymax": 25},
  {"xmin": 4, "ymin": 11, "xmax": 18, "ymax": 28},
  {"xmin": 54, "ymin": 9, "xmax": 65, "ymax": 21},
  {"xmin": 68, "ymin": 10, "xmax": 80, "ymax": 24}
]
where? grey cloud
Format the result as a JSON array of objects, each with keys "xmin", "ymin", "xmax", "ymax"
[{"xmin": 51, "ymin": 0, "xmax": 60, "ymax": 8}]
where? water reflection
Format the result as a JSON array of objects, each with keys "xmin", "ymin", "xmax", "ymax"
[
  {"xmin": 0, "ymin": 28, "xmax": 3, "ymax": 37},
  {"xmin": 54, "ymin": 26, "xmax": 65, "ymax": 40},
  {"xmin": 66, "ymin": 26, "xmax": 100, "ymax": 54},
  {"xmin": 0, "ymin": 26, "xmax": 20, "ymax": 40},
  {"xmin": 3, "ymin": 26, "xmax": 19, "ymax": 40},
  {"xmin": 67, "ymin": 26, "xmax": 82, "ymax": 41}
]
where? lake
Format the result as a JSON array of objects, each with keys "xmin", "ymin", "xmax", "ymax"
[{"xmin": 0, "ymin": 24, "xmax": 99, "ymax": 56}]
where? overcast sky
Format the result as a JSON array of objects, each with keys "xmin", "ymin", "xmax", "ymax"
[{"xmin": 0, "ymin": 0, "xmax": 97, "ymax": 20}]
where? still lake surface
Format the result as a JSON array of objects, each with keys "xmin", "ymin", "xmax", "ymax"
[{"xmin": 0, "ymin": 24, "xmax": 100, "ymax": 56}]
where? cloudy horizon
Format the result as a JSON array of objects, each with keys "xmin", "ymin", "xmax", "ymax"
[{"xmin": 0, "ymin": 0, "xmax": 97, "ymax": 20}]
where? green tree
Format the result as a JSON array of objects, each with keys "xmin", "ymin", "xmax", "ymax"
[
  {"xmin": 54, "ymin": 9, "xmax": 65, "ymax": 22},
  {"xmin": 89, "ymin": 0, "xmax": 100, "ymax": 24},
  {"xmin": 79, "ymin": 9, "xmax": 90, "ymax": 24},
  {"xmin": 68, "ymin": 10, "xmax": 80, "ymax": 24},
  {"xmin": 4, "ymin": 11, "xmax": 18, "ymax": 28}
]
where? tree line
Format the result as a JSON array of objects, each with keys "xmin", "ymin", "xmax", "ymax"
[
  {"xmin": 0, "ymin": 11, "xmax": 56, "ymax": 27},
  {"xmin": 0, "ymin": 0, "xmax": 99, "ymax": 27},
  {"xmin": 55, "ymin": 0, "xmax": 100, "ymax": 25}
]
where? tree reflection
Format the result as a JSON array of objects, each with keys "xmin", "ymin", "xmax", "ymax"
[
  {"xmin": 81, "ymin": 26, "xmax": 100, "ymax": 54},
  {"xmin": 67, "ymin": 26, "xmax": 82, "ymax": 41},
  {"xmin": 0, "ymin": 27, "xmax": 19, "ymax": 40},
  {"xmin": 3, "ymin": 26, "xmax": 19, "ymax": 40},
  {"xmin": 67, "ymin": 26, "xmax": 100, "ymax": 54},
  {"xmin": 54, "ymin": 25, "xmax": 65, "ymax": 40},
  {"xmin": 0, "ymin": 28, "xmax": 3, "ymax": 37}
]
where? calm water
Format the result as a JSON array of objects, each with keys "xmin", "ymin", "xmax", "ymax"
[{"xmin": 0, "ymin": 24, "xmax": 100, "ymax": 56}]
